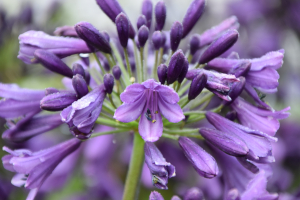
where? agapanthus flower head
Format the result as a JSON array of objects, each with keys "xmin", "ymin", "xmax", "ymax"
[{"xmin": 114, "ymin": 79, "xmax": 184, "ymax": 142}]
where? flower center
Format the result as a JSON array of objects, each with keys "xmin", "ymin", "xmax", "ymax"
[{"xmin": 145, "ymin": 89, "xmax": 159, "ymax": 123}]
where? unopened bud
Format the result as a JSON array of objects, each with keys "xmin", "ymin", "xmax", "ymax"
[{"xmin": 104, "ymin": 74, "xmax": 115, "ymax": 94}]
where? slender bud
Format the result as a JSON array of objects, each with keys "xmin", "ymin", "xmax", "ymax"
[
  {"xmin": 104, "ymin": 74, "xmax": 115, "ymax": 94},
  {"xmin": 85, "ymin": 70, "xmax": 91, "ymax": 85},
  {"xmin": 199, "ymin": 30, "xmax": 239, "ymax": 64},
  {"xmin": 190, "ymin": 34, "xmax": 201, "ymax": 55},
  {"xmin": 182, "ymin": 0, "xmax": 206, "ymax": 38},
  {"xmin": 115, "ymin": 13, "xmax": 130, "ymax": 48},
  {"xmin": 184, "ymin": 187, "xmax": 204, "ymax": 200},
  {"xmin": 75, "ymin": 22, "xmax": 112, "ymax": 54},
  {"xmin": 157, "ymin": 64, "xmax": 168, "ymax": 84},
  {"xmin": 138, "ymin": 25, "xmax": 149, "ymax": 47},
  {"xmin": 152, "ymin": 31, "xmax": 162, "ymax": 50},
  {"xmin": 137, "ymin": 15, "xmax": 147, "ymax": 30},
  {"xmin": 177, "ymin": 57, "xmax": 189, "ymax": 83},
  {"xmin": 142, "ymin": 0, "xmax": 153, "ymax": 29},
  {"xmin": 34, "ymin": 50, "xmax": 73, "ymax": 78},
  {"xmin": 112, "ymin": 65, "xmax": 121, "ymax": 80},
  {"xmin": 155, "ymin": 1, "xmax": 166, "ymax": 31},
  {"xmin": 161, "ymin": 31, "xmax": 166, "ymax": 48},
  {"xmin": 72, "ymin": 74, "xmax": 89, "ymax": 98},
  {"xmin": 178, "ymin": 137, "xmax": 218, "ymax": 178},
  {"xmin": 229, "ymin": 61, "xmax": 251, "ymax": 77},
  {"xmin": 72, "ymin": 63, "xmax": 86, "ymax": 78},
  {"xmin": 188, "ymin": 72, "xmax": 207, "ymax": 100},
  {"xmin": 170, "ymin": 21, "xmax": 183, "ymax": 52},
  {"xmin": 167, "ymin": 50, "xmax": 185, "ymax": 84},
  {"xmin": 40, "ymin": 91, "xmax": 77, "ymax": 111},
  {"xmin": 150, "ymin": 191, "xmax": 164, "ymax": 200}
]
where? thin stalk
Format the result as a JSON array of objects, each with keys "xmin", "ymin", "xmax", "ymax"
[
  {"xmin": 166, "ymin": 50, "xmax": 174, "ymax": 65},
  {"xmin": 89, "ymin": 67, "xmax": 102, "ymax": 84},
  {"xmin": 183, "ymin": 111, "xmax": 206, "ymax": 115},
  {"xmin": 173, "ymin": 81, "xmax": 178, "ymax": 90},
  {"xmin": 132, "ymin": 40, "xmax": 142, "ymax": 83},
  {"xmin": 93, "ymin": 53, "xmax": 106, "ymax": 76},
  {"xmin": 179, "ymin": 95, "xmax": 188, "ymax": 106},
  {"xmin": 116, "ymin": 80, "xmax": 121, "ymax": 95},
  {"xmin": 102, "ymin": 104, "xmax": 115, "ymax": 115},
  {"xmin": 96, "ymin": 117, "xmax": 137, "ymax": 129},
  {"xmin": 124, "ymin": 48, "xmax": 133, "ymax": 79},
  {"xmin": 211, "ymin": 103, "xmax": 224, "ymax": 113},
  {"xmin": 153, "ymin": 50, "xmax": 159, "ymax": 79},
  {"xmin": 194, "ymin": 63, "xmax": 200, "ymax": 69},
  {"xmin": 109, "ymin": 94, "xmax": 117, "ymax": 109},
  {"xmin": 162, "ymin": 133, "xmax": 179, "ymax": 140},
  {"xmin": 176, "ymin": 82, "xmax": 181, "ymax": 92},
  {"xmin": 140, "ymin": 47, "xmax": 145, "ymax": 82},
  {"xmin": 91, "ymin": 129, "xmax": 128, "ymax": 138},
  {"xmin": 178, "ymin": 81, "xmax": 190, "ymax": 97},
  {"xmin": 122, "ymin": 133, "xmax": 145, "ymax": 200},
  {"xmin": 109, "ymin": 54, "xmax": 117, "ymax": 66},
  {"xmin": 100, "ymin": 112, "xmax": 114, "ymax": 120},
  {"xmin": 157, "ymin": 47, "xmax": 164, "ymax": 66},
  {"xmin": 190, "ymin": 92, "xmax": 214, "ymax": 109},
  {"xmin": 181, "ymin": 99, "xmax": 190, "ymax": 109},
  {"xmin": 163, "ymin": 128, "xmax": 199, "ymax": 135},
  {"xmin": 188, "ymin": 54, "xmax": 193, "ymax": 63},
  {"xmin": 103, "ymin": 53, "xmax": 114, "ymax": 69},
  {"xmin": 186, "ymin": 115, "xmax": 206, "ymax": 124}
]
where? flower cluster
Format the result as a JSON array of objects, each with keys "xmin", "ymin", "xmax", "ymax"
[{"xmin": 0, "ymin": 0, "xmax": 290, "ymax": 199}]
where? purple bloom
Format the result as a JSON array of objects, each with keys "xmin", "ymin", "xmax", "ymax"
[
  {"xmin": 150, "ymin": 191, "xmax": 164, "ymax": 200},
  {"xmin": 2, "ymin": 138, "xmax": 81, "ymax": 200},
  {"xmin": 231, "ymin": 97, "xmax": 290, "ymax": 136},
  {"xmin": 114, "ymin": 79, "xmax": 184, "ymax": 142},
  {"xmin": 144, "ymin": 142, "xmax": 175, "ymax": 190},
  {"xmin": 61, "ymin": 85, "xmax": 106, "ymax": 140},
  {"xmin": 206, "ymin": 111, "xmax": 277, "ymax": 162},
  {"xmin": 186, "ymin": 69, "xmax": 240, "ymax": 101},
  {"xmin": 18, "ymin": 30, "xmax": 91, "ymax": 64},
  {"xmin": 178, "ymin": 137, "xmax": 219, "ymax": 178}
]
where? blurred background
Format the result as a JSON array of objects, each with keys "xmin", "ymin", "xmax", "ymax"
[{"xmin": 0, "ymin": 0, "xmax": 300, "ymax": 199}]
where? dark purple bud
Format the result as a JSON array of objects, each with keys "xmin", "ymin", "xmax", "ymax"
[
  {"xmin": 188, "ymin": 72, "xmax": 207, "ymax": 100},
  {"xmin": 40, "ymin": 91, "xmax": 77, "ymax": 111},
  {"xmin": 184, "ymin": 187, "xmax": 204, "ymax": 200},
  {"xmin": 199, "ymin": 30, "xmax": 239, "ymax": 64},
  {"xmin": 225, "ymin": 110, "xmax": 237, "ymax": 121},
  {"xmin": 170, "ymin": 21, "xmax": 183, "ymax": 52},
  {"xmin": 142, "ymin": 0, "xmax": 153, "ymax": 29},
  {"xmin": 102, "ymin": 31, "xmax": 110, "ymax": 42},
  {"xmin": 229, "ymin": 61, "xmax": 251, "ymax": 77},
  {"xmin": 199, "ymin": 128, "xmax": 249, "ymax": 156},
  {"xmin": 182, "ymin": 0, "xmax": 206, "ymax": 38},
  {"xmin": 155, "ymin": 1, "xmax": 166, "ymax": 31},
  {"xmin": 177, "ymin": 57, "xmax": 189, "ymax": 83},
  {"xmin": 74, "ymin": 22, "xmax": 112, "ymax": 54},
  {"xmin": 96, "ymin": 0, "xmax": 135, "ymax": 38},
  {"xmin": 157, "ymin": 64, "xmax": 168, "ymax": 84},
  {"xmin": 104, "ymin": 74, "xmax": 115, "ymax": 94},
  {"xmin": 149, "ymin": 191, "xmax": 164, "ymax": 200},
  {"xmin": 178, "ymin": 137, "xmax": 218, "ymax": 178},
  {"xmin": 227, "ymin": 76, "xmax": 246, "ymax": 103},
  {"xmin": 54, "ymin": 26, "xmax": 78, "ymax": 37},
  {"xmin": 34, "ymin": 50, "xmax": 73, "ymax": 78},
  {"xmin": 167, "ymin": 50, "xmax": 185, "ymax": 84},
  {"xmin": 138, "ymin": 25, "xmax": 149, "ymax": 47},
  {"xmin": 112, "ymin": 65, "xmax": 121, "ymax": 80},
  {"xmin": 115, "ymin": 13, "xmax": 129, "ymax": 48},
  {"xmin": 161, "ymin": 31, "xmax": 166, "ymax": 48},
  {"xmin": 72, "ymin": 63, "xmax": 86, "ymax": 78},
  {"xmin": 85, "ymin": 69, "xmax": 91, "ymax": 85},
  {"xmin": 190, "ymin": 34, "xmax": 201, "ymax": 55},
  {"xmin": 79, "ymin": 53, "xmax": 90, "ymax": 66},
  {"xmin": 72, "ymin": 74, "xmax": 89, "ymax": 98},
  {"xmin": 45, "ymin": 88, "xmax": 59, "ymax": 95},
  {"xmin": 152, "ymin": 31, "xmax": 162, "ymax": 50},
  {"xmin": 19, "ymin": 4, "xmax": 33, "ymax": 25},
  {"xmin": 137, "ymin": 15, "xmax": 147, "ymax": 30}
]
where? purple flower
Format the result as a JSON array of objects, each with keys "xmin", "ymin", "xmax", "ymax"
[
  {"xmin": 144, "ymin": 142, "xmax": 175, "ymax": 190},
  {"xmin": 114, "ymin": 79, "xmax": 184, "ymax": 142},
  {"xmin": 61, "ymin": 85, "xmax": 106, "ymax": 140},
  {"xmin": 18, "ymin": 30, "xmax": 91, "ymax": 64},
  {"xmin": 2, "ymin": 138, "xmax": 81, "ymax": 200},
  {"xmin": 149, "ymin": 191, "xmax": 164, "ymax": 200},
  {"xmin": 178, "ymin": 137, "xmax": 219, "ymax": 178},
  {"xmin": 186, "ymin": 69, "xmax": 240, "ymax": 101},
  {"xmin": 206, "ymin": 111, "xmax": 277, "ymax": 162},
  {"xmin": 231, "ymin": 97, "xmax": 290, "ymax": 136}
]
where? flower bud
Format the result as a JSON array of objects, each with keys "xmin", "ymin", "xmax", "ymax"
[
  {"xmin": 34, "ymin": 50, "xmax": 73, "ymax": 78},
  {"xmin": 199, "ymin": 29, "xmax": 239, "ymax": 64},
  {"xmin": 178, "ymin": 137, "xmax": 218, "ymax": 178},
  {"xmin": 138, "ymin": 25, "xmax": 149, "ymax": 48},
  {"xmin": 190, "ymin": 34, "xmax": 201, "ymax": 55},
  {"xmin": 142, "ymin": 0, "xmax": 153, "ymax": 29},
  {"xmin": 199, "ymin": 128, "xmax": 249, "ymax": 156},
  {"xmin": 150, "ymin": 191, "xmax": 164, "ymax": 200},
  {"xmin": 75, "ymin": 22, "xmax": 112, "ymax": 54},
  {"xmin": 115, "ymin": 13, "xmax": 129, "ymax": 48},
  {"xmin": 72, "ymin": 74, "xmax": 89, "ymax": 98},
  {"xmin": 112, "ymin": 65, "xmax": 121, "ymax": 80},
  {"xmin": 177, "ymin": 57, "xmax": 189, "ymax": 83},
  {"xmin": 72, "ymin": 63, "xmax": 86, "ymax": 78},
  {"xmin": 188, "ymin": 72, "xmax": 207, "ymax": 100},
  {"xmin": 155, "ymin": 1, "xmax": 166, "ymax": 31},
  {"xmin": 184, "ymin": 187, "xmax": 204, "ymax": 200},
  {"xmin": 182, "ymin": 0, "xmax": 206, "ymax": 38},
  {"xmin": 137, "ymin": 15, "xmax": 147, "ymax": 30},
  {"xmin": 167, "ymin": 50, "xmax": 185, "ymax": 84},
  {"xmin": 104, "ymin": 74, "xmax": 115, "ymax": 94},
  {"xmin": 157, "ymin": 64, "xmax": 168, "ymax": 84},
  {"xmin": 152, "ymin": 31, "xmax": 162, "ymax": 50},
  {"xmin": 40, "ymin": 91, "xmax": 77, "ymax": 111},
  {"xmin": 170, "ymin": 21, "xmax": 183, "ymax": 52},
  {"xmin": 227, "ymin": 76, "xmax": 245, "ymax": 103},
  {"xmin": 229, "ymin": 61, "xmax": 251, "ymax": 77}
]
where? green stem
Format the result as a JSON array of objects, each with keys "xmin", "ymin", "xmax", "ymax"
[
  {"xmin": 181, "ymin": 99, "xmax": 190, "ymax": 109},
  {"xmin": 178, "ymin": 81, "xmax": 190, "ymax": 97},
  {"xmin": 91, "ymin": 129, "xmax": 128, "ymax": 138},
  {"xmin": 153, "ymin": 50, "xmax": 159, "ymax": 79},
  {"xmin": 96, "ymin": 117, "xmax": 137, "ymax": 129},
  {"xmin": 190, "ymin": 92, "xmax": 214, "ymax": 109},
  {"xmin": 124, "ymin": 48, "xmax": 133, "ymax": 79},
  {"xmin": 176, "ymin": 82, "xmax": 181, "ymax": 92},
  {"xmin": 157, "ymin": 48, "xmax": 164, "ymax": 66},
  {"xmin": 163, "ymin": 128, "xmax": 199, "ymax": 135},
  {"xmin": 140, "ymin": 47, "xmax": 144, "ymax": 82},
  {"xmin": 109, "ymin": 94, "xmax": 117, "ymax": 109},
  {"xmin": 102, "ymin": 104, "xmax": 115, "ymax": 115},
  {"xmin": 122, "ymin": 133, "xmax": 145, "ymax": 200},
  {"xmin": 188, "ymin": 54, "xmax": 193, "ymax": 63},
  {"xmin": 93, "ymin": 53, "xmax": 106, "ymax": 76}
]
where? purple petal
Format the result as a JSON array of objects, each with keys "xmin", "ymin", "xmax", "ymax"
[
  {"xmin": 120, "ymin": 83, "xmax": 146, "ymax": 103},
  {"xmin": 158, "ymin": 95, "xmax": 184, "ymax": 123},
  {"xmin": 142, "ymin": 79, "xmax": 161, "ymax": 90},
  {"xmin": 156, "ymin": 85, "xmax": 179, "ymax": 104},
  {"xmin": 0, "ymin": 99, "xmax": 41, "ymax": 119},
  {"xmin": 246, "ymin": 68, "xmax": 279, "ymax": 93},
  {"xmin": 0, "ymin": 83, "xmax": 44, "ymax": 101}
]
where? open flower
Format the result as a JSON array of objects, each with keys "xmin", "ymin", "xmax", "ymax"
[{"xmin": 114, "ymin": 79, "xmax": 184, "ymax": 142}]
